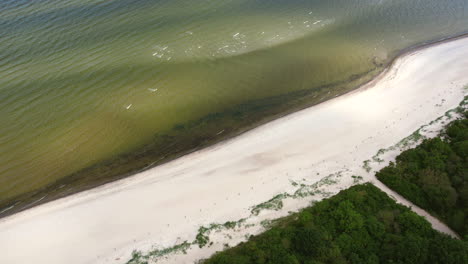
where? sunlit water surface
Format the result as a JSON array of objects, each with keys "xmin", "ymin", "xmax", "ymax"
[{"xmin": 1, "ymin": 0, "xmax": 468, "ymax": 204}]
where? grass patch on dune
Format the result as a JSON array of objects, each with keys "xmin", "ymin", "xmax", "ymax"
[{"xmin": 365, "ymin": 95, "xmax": 468, "ymax": 171}]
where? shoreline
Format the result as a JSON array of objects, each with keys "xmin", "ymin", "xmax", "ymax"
[
  {"xmin": 0, "ymin": 35, "xmax": 467, "ymax": 264},
  {"xmin": 1, "ymin": 31, "xmax": 468, "ymax": 219}
]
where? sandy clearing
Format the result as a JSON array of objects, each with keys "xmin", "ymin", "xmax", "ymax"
[{"xmin": 1, "ymin": 37, "xmax": 468, "ymax": 264}]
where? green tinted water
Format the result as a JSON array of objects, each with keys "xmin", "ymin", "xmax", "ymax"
[{"xmin": 1, "ymin": 0, "xmax": 468, "ymax": 207}]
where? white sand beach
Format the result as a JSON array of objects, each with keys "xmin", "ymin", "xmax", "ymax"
[{"xmin": 0, "ymin": 37, "xmax": 467, "ymax": 264}]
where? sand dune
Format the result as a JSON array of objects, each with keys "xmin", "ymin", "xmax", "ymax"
[{"xmin": 1, "ymin": 37, "xmax": 468, "ymax": 264}]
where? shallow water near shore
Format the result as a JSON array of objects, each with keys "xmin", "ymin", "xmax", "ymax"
[{"xmin": 1, "ymin": 0, "xmax": 468, "ymax": 211}]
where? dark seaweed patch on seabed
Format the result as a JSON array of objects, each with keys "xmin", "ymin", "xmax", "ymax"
[{"xmin": 0, "ymin": 63, "xmax": 383, "ymax": 219}]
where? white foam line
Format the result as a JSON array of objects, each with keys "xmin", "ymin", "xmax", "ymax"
[{"xmin": 0, "ymin": 206, "xmax": 14, "ymax": 215}]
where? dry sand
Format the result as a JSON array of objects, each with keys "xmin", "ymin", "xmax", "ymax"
[{"xmin": 1, "ymin": 37, "xmax": 468, "ymax": 264}]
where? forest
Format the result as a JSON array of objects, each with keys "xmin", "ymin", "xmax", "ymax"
[
  {"xmin": 377, "ymin": 113, "xmax": 468, "ymax": 236},
  {"xmin": 202, "ymin": 184, "xmax": 467, "ymax": 264}
]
